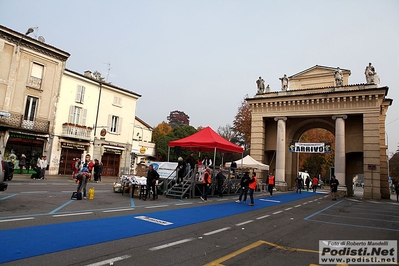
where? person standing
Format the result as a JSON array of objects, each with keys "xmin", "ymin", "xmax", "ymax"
[
  {"xmin": 312, "ymin": 177, "xmax": 319, "ymax": 192},
  {"xmin": 330, "ymin": 175, "xmax": 340, "ymax": 201},
  {"xmin": 176, "ymin": 157, "xmax": 186, "ymax": 185},
  {"xmin": 215, "ymin": 169, "xmax": 226, "ymax": 198},
  {"xmin": 19, "ymin": 154, "xmax": 26, "ymax": 174},
  {"xmin": 185, "ymin": 152, "xmax": 195, "ymax": 178},
  {"xmin": 295, "ymin": 174, "xmax": 304, "ymax": 194},
  {"xmin": 73, "ymin": 158, "xmax": 81, "ymax": 180},
  {"xmin": 236, "ymin": 169, "xmax": 250, "ymax": 203},
  {"xmin": 143, "ymin": 164, "xmax": 159, "ymax": 201},
  {"xmin": 93, "ymin": 159, "xmax": 101, "ymax": 183},
  {"xmin": 202, "ymin": 155, "xmax": 212, "ymax": 168},
  {"xmin": 248, "ymin": 172, "xmax": 257, "ymax": 206},
  {"xmin": 267, "ymin": 173, "xmax": 275, "ymax": 197},
  {"xmin": 98, "ymin": 161, "xmax": 103, "ymax": 182},
  {"xmin": 71, "ymin": 158, "xmax": 76, "ymax": 179},
  {"xmin": 36, "ymin": 155, "xmax": 48, "ymax": 180},
  {"xmin": 76, "ymin": 154, "xmax": 94, "ymax": 199},
  {"xmin": 305, "ymin": 176, "xmax": 310, "ymax": 191},
  {"xmin": 200, "ymin": 168, "xmax": 212, "ymax": 202},
  {"xmin": 230, "ymin": 161, "xmax": 237, "ymax": 173}
]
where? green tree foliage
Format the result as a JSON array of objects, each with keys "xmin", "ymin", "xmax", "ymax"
[
  {"xmin": 233, "ymin": 95, "xmax": 251, "ymax": 150},
  {"xmin": 155, "ymin": 125, "xmax": 197, "ymax": 162}
]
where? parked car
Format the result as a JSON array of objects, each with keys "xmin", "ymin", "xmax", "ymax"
[{"xmin": 0, "ymin": 160, "xmax": 8, "ymax": 191}]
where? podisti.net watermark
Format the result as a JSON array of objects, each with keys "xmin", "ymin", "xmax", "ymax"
[{"xmin": 319, "ymin": 240, "xmax": 397, "ymax": 265}]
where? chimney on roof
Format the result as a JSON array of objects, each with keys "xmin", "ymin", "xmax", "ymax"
[{"xmin": 84, "ymin": 70, "xmax": 92, "ymax": 78}]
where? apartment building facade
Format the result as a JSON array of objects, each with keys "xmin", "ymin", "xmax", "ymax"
[
  {"xmin": 51, "ymin": 69, "xmax": 142, "ymax": 177},
  {"xmin": 0, "ymin": 25, "xmax": 69, "ymax": 168}
]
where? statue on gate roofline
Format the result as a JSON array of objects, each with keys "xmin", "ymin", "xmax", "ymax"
[
  {"xmin": 365, "ymin": 62, "xmax": 378, "ymax": 84},
  {"xmin": 279, "ymin": 74, "xmax": 289, "ymax": 91},
  {"xmin": 334, "ymin": 67, "xmax": 343, "ymax": 86},
  {"xmin": 256, "ymin": 76, "xmax": 265, "ymax": 94}
]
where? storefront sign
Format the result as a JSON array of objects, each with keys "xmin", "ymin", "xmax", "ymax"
[
  {"xmin": 10, "ymin": 133, "xmax": 36, "ymax": 140},
  {"xmin": 104, "ymin": 147, "xmax": 123, "ymax": 155},
  {"xmin": 289, "ymin": 142, "xmax": 331, "ymax": 153},
  {"xmin": 61, "ymin": 142, "xmax": 86, "ymax": 150}
]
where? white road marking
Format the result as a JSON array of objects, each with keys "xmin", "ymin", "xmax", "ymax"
[
  {"xmin": 256, "ymin": 214, "xmax": 270, "ymax": 220},
  {"xmin": 53, "ymin": 212, "xmax": 93, "ymax": 217},
  {"xmin": 259, "ymin": 199, "xmax": 281, "ymax": 203},
  {"xmin": 85, "ymin": 255, "xmax": 131, "ymax": 266},
  {"xmin": 294, "ymin": 204, "xmax": 301, "ymax": 207},
  {"xmin": 284, "ymin": 207, "xmax": 293, "ymax": 210},
  {"xmin": 145, "ymin": 204, "xmax": 168, "ymax": 209},
  {"xmin": 175, "ymin": 202, "xmax": 192, "ymax": 206},
  {"xmin": 0, "ymin": 217, "xmax": 34, "ymax": 223},
  {"xmin": 272, "ymin": 211, "xmax": 283, "ymax": 215},
  {"xmin": 103, "ymin": 208, "xmax": 134, "ymax": 213},
  {"xmin": 346, "ymin": 198, "xmax": 361, "ymax": 202},
  {"xmin": 203, "ymin": 227, "xmax": 231, "ymax": 235},
  {"xmin": 21, "ymin": 191, "xmax": 49, "ymax": 193},
  {"xmin": 235, "ymin": 220, "xmax": 254, "ymax": 226},
  {"xmin": 149, "ymin": 238, "xmax": 195, "ymax": 251}
]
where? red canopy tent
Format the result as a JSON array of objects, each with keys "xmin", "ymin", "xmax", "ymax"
[{"xmin": 168, "ymin": 126, "xmax": 243, "ymax": 153}]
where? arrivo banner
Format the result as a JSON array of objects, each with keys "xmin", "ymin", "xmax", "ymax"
[{"xmin": 289, "ymin": 143, "xmax": 331, "ymax": 153}]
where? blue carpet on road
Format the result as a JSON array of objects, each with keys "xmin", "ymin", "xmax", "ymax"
[{"xmin": 0, "ymin": 192, "xmax": 316, "ymax": 263}]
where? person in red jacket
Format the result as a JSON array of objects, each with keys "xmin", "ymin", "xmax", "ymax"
[
  {"xmin": 200, "ymin": 168, "xmax": 212, "ymax": 202},
  {"xmin": 312, "ymin": 177, "xmax": 319, "ymax": 192},
  {"xmin": 248, "ymin": 172, "xmax": 257, "ymax": 206},
  {"xmin": 267, "ymin": 173, "xmax": 275, "ymax": 197}
]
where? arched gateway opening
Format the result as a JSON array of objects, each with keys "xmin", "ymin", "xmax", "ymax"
[{"xmin": 247, "ymin": 65, "xmax": 392, "ymax": 199}]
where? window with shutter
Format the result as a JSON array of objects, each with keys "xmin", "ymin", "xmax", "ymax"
[{"xmin": 75, "ymin": 85, "xmax": 85, "ymax": 103}]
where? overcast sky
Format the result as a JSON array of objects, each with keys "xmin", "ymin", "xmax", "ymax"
[{"xmin": 1, "ymin": 0, "xmax": 399, "ymax": 154}]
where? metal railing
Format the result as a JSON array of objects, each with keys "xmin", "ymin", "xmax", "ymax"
[
  {"xmin": 0, "ymin": 112, "xmax": 49, "ymax": 133},
  {"xmin": 61, "ymin": 124, "xmax": 92, "ymax": 140}
]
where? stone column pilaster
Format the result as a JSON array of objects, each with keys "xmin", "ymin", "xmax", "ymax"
[
  {"xmin": 274, "ymin": 117, "xmax": 287, "ymax": 184},
  {"xmin": 332, "ymin": 115, "xmax": 347, "ymax": 191}
]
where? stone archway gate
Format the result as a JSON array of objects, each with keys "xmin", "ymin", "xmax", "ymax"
[{"xmin": 247, "ymin": 65, "xmax": 392, "ymax": 199}]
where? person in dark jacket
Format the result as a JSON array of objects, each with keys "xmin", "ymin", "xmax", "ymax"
[
  {"xmin": 236, "ymin": 169, "xmax": 251, "ymax": 203},
  {"xmin": 185, "ymin": 152, "xmax": 196, "ymax": 178},
  {"xmin": 176, "ymin": 157, "xmax": 186, "ymax": 185},
  {"xmin": 330, "ymin": 175, "xmax": 340, "ymax": 200},
  {"xmin": 93, "ymin": 159, "xmax": 103, "ymax": 183},
  {"xmin": 143, "ymin": 164, "xmax": 159, "ymax": 201},
  {"xmin": 215, "ymin": 169, "xmax": 226, "ymax": 198}
]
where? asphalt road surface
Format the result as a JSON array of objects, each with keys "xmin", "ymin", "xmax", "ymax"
[{"xmin": 1, "ymin": 176, "xmax": 398, "ymax": 266}]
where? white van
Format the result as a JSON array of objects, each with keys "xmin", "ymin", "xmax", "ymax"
[{"xmin": 298, "ymin": 171, "xmax": 310, "ymax": 186}]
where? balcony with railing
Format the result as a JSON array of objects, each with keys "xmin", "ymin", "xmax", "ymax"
[
  {"xmin": 0, "ymin": 112, "xmax": 50, "ymax": 133},
  {"xmin": 61, "ymin": 123, "xmax": 92, "ymax": 140}
]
